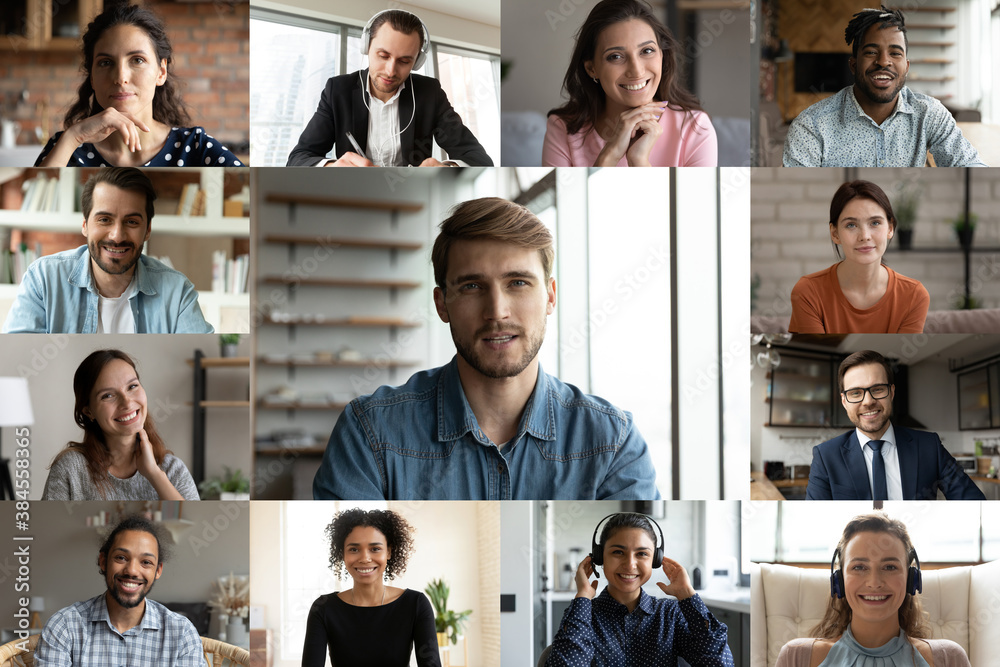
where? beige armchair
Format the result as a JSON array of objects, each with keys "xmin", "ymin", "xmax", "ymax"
[{"xmin": 750, "ymin": 559, "xmax": 1000, "ymax": 667}]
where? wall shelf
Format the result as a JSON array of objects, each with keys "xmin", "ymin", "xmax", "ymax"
[
  {"xmin": 263, "ymin": 234, "xmax": 422, "ymax": 251},
  {"xmin": 261, "ymin": 276, "xmax": 421, "ymax": 289},
  {"xmin": 264, "ymin": 193, "xmax": 423, "ymax": 212}
]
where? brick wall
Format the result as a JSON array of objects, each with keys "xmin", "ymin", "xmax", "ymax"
[
  {"xmin": 751, "ymin": 167, "xmax": 1000, "ymax": 316},
  {"xmin": 0, "ymin": 0, "xmax": 248, "ymax": 152}
]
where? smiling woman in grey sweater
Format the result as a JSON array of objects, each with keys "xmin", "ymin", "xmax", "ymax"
[{"xmin": 41, "ymin": 349, "xmax": 199, "ymax": 501}]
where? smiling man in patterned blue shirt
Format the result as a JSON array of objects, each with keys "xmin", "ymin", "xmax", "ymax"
[
  {"xmin": 783, "ymin": 6, "xmax": 986, "ymax": 167},
  {"xmin": 35, "ymin": 515, "xmax": 203, "ymax": 667}
]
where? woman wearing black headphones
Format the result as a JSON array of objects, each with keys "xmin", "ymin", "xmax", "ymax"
[
  {"xmin": 546, "ymin": 513, "xmax": 733, "ymax": 666},
  {"xmin": 776, "ymin": 512, "xmax": 970, "ymax": 666}
]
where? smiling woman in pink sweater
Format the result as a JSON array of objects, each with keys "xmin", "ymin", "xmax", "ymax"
[{"xmin": 542, "ymin": 0, "xmax": 717, "ymax": 167}]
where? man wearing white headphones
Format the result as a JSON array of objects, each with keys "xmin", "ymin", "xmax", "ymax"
[{"xmin": 286, "ymin": 9, "xmax": 493, "ymax": 167}]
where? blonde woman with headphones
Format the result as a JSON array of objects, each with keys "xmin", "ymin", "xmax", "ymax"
[{"xmin": 776, "ymin": 513, "xmax": 970, "ymax": 666}]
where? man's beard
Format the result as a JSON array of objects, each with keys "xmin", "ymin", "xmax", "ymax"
[
  {"xmin": 850, "ymin": 402, "xmax": 893, "ymax": 437},
  {"xmin": 452, "ymin": 322, "xmax": 545, "ymax": 379},
  {"xmin": 88, "ymin": 240, "xmax": 140, "ymax": 276},
  {"xmin": 854, "ymin": 65, "xmax": 905, "ymax": 106},
  {"xmin": 106, "ymin": 573, "xmax": 155, "ymax": 609},
  {"xmin": 369, "ymin": 71, "xmax": 403, "ymax": 97}
]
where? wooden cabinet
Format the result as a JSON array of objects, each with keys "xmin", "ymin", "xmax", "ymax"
[
  {"xmin": 0, "ymin": 0, "xmax": 102, "ymax": 51},
  {"xmin": 767, "ymin": 352, "xmax": 851, "ymax": 428}
]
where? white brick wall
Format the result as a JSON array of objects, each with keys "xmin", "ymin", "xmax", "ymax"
[{"xmin": 752, "ymin": 168, "xmax": 1000, "ymax": 313}]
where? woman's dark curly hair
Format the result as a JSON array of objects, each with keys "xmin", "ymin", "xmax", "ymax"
[
  {"xmin": 548, "ymin": 0, "xmax": 703, "ymax": 136},
  {"xmin": 325, "ymin": 509, "xmax": 415, "ymax": 581},
  {"xmin": 64, "ymin": 0, "xmax": 191, "ymax": 129}
]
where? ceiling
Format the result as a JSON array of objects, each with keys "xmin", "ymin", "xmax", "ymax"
[
  {"xmin": 785, "ymin": 333, "xmax": 1000, "ymax": 368},
  {"xmin": 403, "ymin": 0, "xmax": 499, "ymax": 26}
]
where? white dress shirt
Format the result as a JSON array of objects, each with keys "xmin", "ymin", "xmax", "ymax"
[{"xmin": 856, "ymin": 423, "xmax": 903, "ymax": 500}]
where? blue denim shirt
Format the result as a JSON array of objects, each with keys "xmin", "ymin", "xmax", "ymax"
[
  {"xmin": 2, "ymin": 245, "xmax": 214, "ymax": 333},
  {"xmin": 313, "ymin": 357, "xmax": 660, "ymax": 500}
]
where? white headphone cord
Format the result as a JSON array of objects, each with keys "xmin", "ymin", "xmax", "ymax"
[{"xmin": 359, "ymin": 64, "xmax": 417, "ymax": 166}]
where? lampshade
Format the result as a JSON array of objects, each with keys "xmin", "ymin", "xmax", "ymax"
[
  {"xmin": 29, "ymin": 596, "xmax": 44, "ymax": 612},
  {"xmin": 0, "ymin": 377, "xmax": 34, "ymax": 426}
]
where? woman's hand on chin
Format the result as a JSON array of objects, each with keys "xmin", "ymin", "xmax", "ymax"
[
  {"xmin": 594, "ymin": 101, "xmax": 665, "ymax": 167},
  {"xmin": 574, "ymin": 555, "xmax": 599, "ymax": 600},
  {"xmin": 133, "ymin": 428, "xmax": 161, "ymax": 481},
  {"xmin": 69, "ymin": 107, "xmax": 151, "ymax": 153},
  {"xmin": 625, "ymin": 116, "xmax": 663, "ymax": 167}
]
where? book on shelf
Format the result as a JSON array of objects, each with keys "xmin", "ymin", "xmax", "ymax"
[
  {"xmin": 19, "ymin": 174, "xmax": 59, "ymax": 213},
  {"xmin": 5, "ymin": 242, "xmax": 42, "ymax": 284},
  {"xmin": 212, "ymin": 251, "xmax": 249, "ymax": 294},
  {"xmin": 176, "ymin": 183, "xmax": 203, "ymax": 216}
]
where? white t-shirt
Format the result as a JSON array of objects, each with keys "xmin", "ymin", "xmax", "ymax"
[{"xmin": 98, "ymin": 275, "xmax": 138, "ymax": 333}]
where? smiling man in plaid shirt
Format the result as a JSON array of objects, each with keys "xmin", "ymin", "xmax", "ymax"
[{"xmin": 35, "ymin": 515, "xmax": 203, "ymax": 666}]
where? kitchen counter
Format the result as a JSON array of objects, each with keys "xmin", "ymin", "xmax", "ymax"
[
  {"xmin": 750, "ymin": 471, "xmax": 785, "ymax": 500},
  {"xmin": 699, "ymin": 588, "xmax": 752, "ymax": 614}
]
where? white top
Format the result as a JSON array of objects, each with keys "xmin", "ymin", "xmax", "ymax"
[
  {"xmin": 97, "ymin": 274, "xmax": 137, "ymax": 334},
  {"xmin": 856, "ymin": 423, "xmax": 903, "ymax": 501}
]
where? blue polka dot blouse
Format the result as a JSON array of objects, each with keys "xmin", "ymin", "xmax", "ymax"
[
  {"xmin": 34, "ymin": 126, "xmax": 243, "ymax": 167},
  {"xmin": 546, "ymin": 589, "xmax": 734, "ymax": 667}
]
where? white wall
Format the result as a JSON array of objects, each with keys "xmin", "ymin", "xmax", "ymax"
[
  {"xmin": 0, "ymin": 500, "xmax": 250, "ymax": 632},
  {"xmin": 251, "ymin": 0, "xmax": 500, "ymax": 52},
  {"xmin": 0, "ymin": 334, "xmax": 251, "ymax": 500}
]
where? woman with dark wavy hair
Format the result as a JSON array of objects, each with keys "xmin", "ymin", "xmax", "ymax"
[
  {"xmin": 543, "ymin": 0, "xmax": 716, "ymax": 167},
  {"xmin": 41, "ymin": 349, "xmax": 198, "ymax": 500},
  {"xmin": 301, "ymin": 508, "xmax": 440, "ymax": 667},
  {"xmin": 35, "ymin": 1, "xmax": 242, "ymax": 167},
  {"xmin": 776, "ymin": 513, "xmax": 970, "ymax": 666},
  {"xmin": 789, "ymin": 180, "xmax": 929, "ymax": 333}
]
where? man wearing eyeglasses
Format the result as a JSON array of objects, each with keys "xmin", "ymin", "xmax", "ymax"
[{"xmin": 806, "ymin": 349, "xmax": 985, "ymax": 500}]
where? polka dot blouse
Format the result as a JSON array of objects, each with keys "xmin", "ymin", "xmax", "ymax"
[
  {"xmin": 546, "ymin": 589, "xmax": 734, "ymax": 667},
  {"xmin": 34, "ymin": 127, "xmax": 243, "ymax": 167}
]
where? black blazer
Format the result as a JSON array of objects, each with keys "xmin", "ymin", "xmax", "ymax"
[
  {"xmin": 286, "ymin": 70, "xmax": 493, "ymax": 166},
  {"xmin": 805, "ymin": 425, "xmax": 985, "ymax": 500}
]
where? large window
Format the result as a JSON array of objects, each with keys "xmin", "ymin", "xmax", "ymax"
[
  {"xmin": 748, "ymin": 501, "xmax": 1000, "ymax": 564},
  {"xmin": 474, "ymin": 167, "xmax": 740, "ymax": 500},
  {"xmin": 250, "ymin": 11, "xmax": 500, "ymax": 166}
]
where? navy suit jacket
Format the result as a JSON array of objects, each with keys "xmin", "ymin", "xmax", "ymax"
[
  {"xmin": 286, "ymin": 70, "xmax": 493, "ymax": 167},
  {"xmin": 806, "ymin": 425, "xmax": 985, "ymax": 500}
]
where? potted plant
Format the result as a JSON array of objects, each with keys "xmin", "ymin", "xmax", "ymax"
[
  {"xmin": 425, "ymin": 579, "xmax": 473, "ymax": 650},
  {"xmin": 219, "ymin": 333, "xmax": 241, "ymax": 358},
  {"xmin": 952, "ymin": 212, "xmax": 978, "ymax": 249},
  {"xmin": 893, "ymin": 186, "xmax": 919, "ymax": 250},
  {"xmin": 198, "ymin": 467, "xmax": 250, "ymax": 500}
]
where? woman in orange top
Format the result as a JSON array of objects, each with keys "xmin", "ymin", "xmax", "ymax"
[{"xmin": 789, "ymin": 180, "xmax": 929, "ymax": 333}]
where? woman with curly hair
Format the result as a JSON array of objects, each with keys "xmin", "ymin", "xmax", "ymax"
[
  {"xmin": 35, "ymin": 1, "xmax": 242, "ymax": 167},
  {"xmin": 776, "ymin": 513, "xmax": 971, "ymax": 666},
  {"xmin": 41, "ymin": 349, "xmax": 198, "ymax": 501},
  {"xmin": 542, "ymin": 0, "xmax": 716, "ymax": 167},
  {"xmin": 301, "ymin": 508, "xmax": 441, "ymax": 667}
]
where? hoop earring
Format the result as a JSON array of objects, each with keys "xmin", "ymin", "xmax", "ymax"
[{"xmin": 592, "ymin": 77, "xmax": 599, "ymax": 83}]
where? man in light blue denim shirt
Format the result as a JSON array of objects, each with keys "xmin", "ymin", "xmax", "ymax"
[
  {"xmin": 783, "ymin": 6, "xmax": 986, "ymax": 168},
  {"xmin": 313, "ymin": 197, "xmax": 659, "ymax": 500},
  {"xmin": 3, "ymin": 168, "xmax": 213, "ymax": 334}
]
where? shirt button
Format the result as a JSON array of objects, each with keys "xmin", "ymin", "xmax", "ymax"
[{"xmin": 497, "ymin": 464, "xmax": 503, "ymax": 474}]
